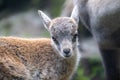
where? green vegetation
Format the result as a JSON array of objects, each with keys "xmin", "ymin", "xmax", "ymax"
[
  {"xmin": 75, "ymin": 58, "xmax": 105, "ymax": 80},
  {"xmin": 50, "ymin": 0, "xmax": 65, "ymax": 17}
]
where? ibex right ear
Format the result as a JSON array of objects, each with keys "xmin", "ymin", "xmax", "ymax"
[
  {"xmin": 38, "ymin": 10, "xmax": 51, "ymax": 30},
  {"xmin": 71, "ymin": 5, "xmax": 79, "ymax": 24}
]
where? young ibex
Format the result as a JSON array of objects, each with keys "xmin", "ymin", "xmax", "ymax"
[
  {"xmin": 73, "ymin": 0, "xmax": 120, "ymax": 80},
  {"xmin": 0, "ymin": 9, "xmax": 80, "ymax": 80}
]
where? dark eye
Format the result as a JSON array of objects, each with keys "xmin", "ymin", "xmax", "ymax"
[
  {"xmin": 73, "ymin": 33, "xmax": 78, "ymax": 39},
  {"xmin": 72, "ymin": 33, "xmax": 78, "ymax": 42},
  {"xmin": 52, "ymin": 36, "xmax": 59, "ymax": 44},
  {"xmin": 52, "ymin": 37, "xmax": 56, "ymax": 41}
]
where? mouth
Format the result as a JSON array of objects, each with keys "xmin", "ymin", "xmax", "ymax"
[
  {"xmin": 64, "ymin": 54, "xmax": 72, "ymax": 58},
  {"xmin": 65, "ymin": 55, "xmax": 71, "ymax": 58}
]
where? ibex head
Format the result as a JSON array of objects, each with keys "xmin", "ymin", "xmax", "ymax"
[{"xmin": 38, "ymin": 6, "xmax": 79, "ymax": 58}]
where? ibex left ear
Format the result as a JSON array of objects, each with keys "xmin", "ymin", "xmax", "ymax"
[
  {"xmin": 38, "ymin": 10, "xmax": 51, "ymax": 31},
  {"xmin": 71, "ymin": 5, "xmax": 79, "ymax": 23}
]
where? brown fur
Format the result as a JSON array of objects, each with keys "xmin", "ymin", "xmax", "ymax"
[{"xmin": 0, "ymin": 37, "xmax": 78, "ymax": 80}]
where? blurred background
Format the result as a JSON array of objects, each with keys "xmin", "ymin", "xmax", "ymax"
[{"xmin": 0, "ymin": 0, "xmax": 105, "ymax": 80}]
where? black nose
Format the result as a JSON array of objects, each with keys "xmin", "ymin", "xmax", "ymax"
[{"xmin": 63, "ymin": 48, "xmax": 70, "ymax": 55}]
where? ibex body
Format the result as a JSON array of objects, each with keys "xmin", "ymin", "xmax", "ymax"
[
  {"xmin": 73, "ymin": 0, "xmax": 120, "ymax": 80},
  {"xmin": 0, "ymin": 10, "xmax": 80, "ymax": 80}
]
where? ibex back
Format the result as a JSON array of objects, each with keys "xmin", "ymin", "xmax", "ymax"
[
  {"xmin": 73, "ymin": 0, "xmax": 120, "ymax": 80},
  {"xmin": 0, "ymin": 10, "xmax": 80, "ymax": 80}
]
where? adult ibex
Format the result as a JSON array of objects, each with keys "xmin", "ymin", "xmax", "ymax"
[{"xmin": 73, "ymin": 0, "xmax": 120, "ymax": 80}]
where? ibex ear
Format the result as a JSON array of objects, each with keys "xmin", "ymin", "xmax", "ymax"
[
  {"xmin": 38, "ymin": 10, "xmax": 51, "ymax": 30},
  {"xmin": 71, "ymin": 5, "xmax": 79, "ymax": 23}
]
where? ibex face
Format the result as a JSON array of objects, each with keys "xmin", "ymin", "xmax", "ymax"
[
  {"xmin": 49, "ymin": 18, "xmax": 78, "ymax": 58},
  {"xmin": 38, "ymin": 10, "xmax": 79, "ymax": 58}
]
